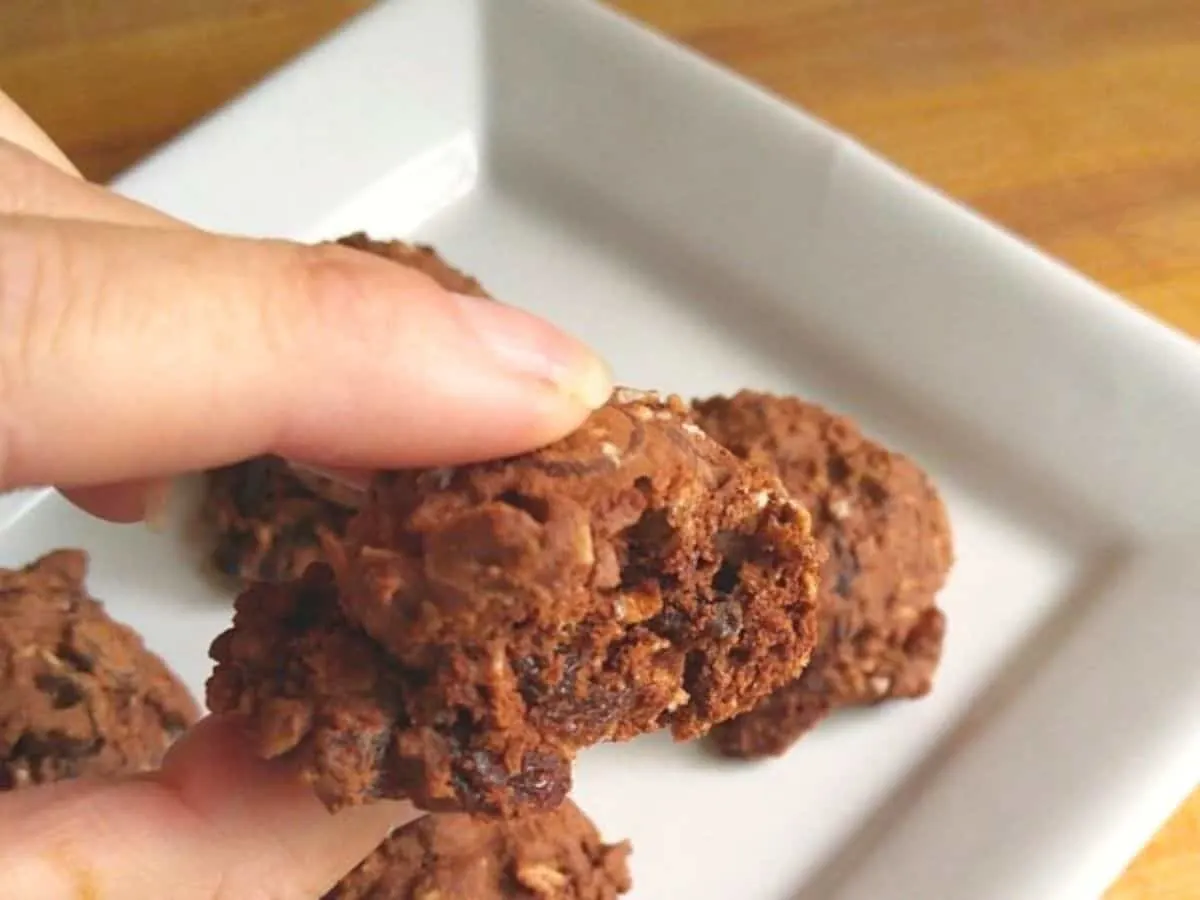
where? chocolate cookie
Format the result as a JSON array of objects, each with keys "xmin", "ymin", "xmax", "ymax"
[
  {"xmin": 0, "ymin": 550, "xmax": 200, "ymax": 790},
  {"xmin": 325, "ymin": 799, "xmax": 631, "ymax": 899},
  {"xmin": 692, "ymin": 391, "xmax": 953, "ymax": 759},
  {"xmin": 207, "ymin": 389, "xmax": 821, "ymax": 815},
  {"xmin": 204, "ymin": 455, "xmax": 358, "ymax": 583},
  {"xmin": 201, "ymin": 235, "xmax": 487, "ymax": 583}
]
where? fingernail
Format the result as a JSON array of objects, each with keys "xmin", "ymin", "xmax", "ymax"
[{"xmin": 450, "ymin": 293, "xmax": 612, "ymax": 409}]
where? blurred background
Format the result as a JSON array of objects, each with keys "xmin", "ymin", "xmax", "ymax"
[{"xmin": 0, "ymin": 1, "xmax": 1196, "ymax": 896}]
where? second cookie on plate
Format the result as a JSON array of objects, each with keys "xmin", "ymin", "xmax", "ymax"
[
  {"xmin": 1, "ymin": 550, "xmax": 199, "ymax": 790},
  {"xmin": 692, "ymin": 391, "xmax": 953, "ymax": 759}
]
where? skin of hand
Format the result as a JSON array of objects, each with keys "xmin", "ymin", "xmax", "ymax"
[{"xmin": 0, "ymin": 91, "xmax": 613, "ymax": 899}]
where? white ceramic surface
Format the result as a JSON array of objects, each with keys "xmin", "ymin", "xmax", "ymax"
[{"xmin": 7, "ymin": 0, "xmax": 1197, "ymax": 897}]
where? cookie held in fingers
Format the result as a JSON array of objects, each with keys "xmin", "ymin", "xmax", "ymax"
[
  {"xmin": 0, "ymin": 550, "xmax": 199, "ymax": 790},
  {"xmin": 325, "ymin": 798, "xmax": 631, "ymax": 899},
  {"xmin": 207, "ymin": 388, "xmax": 821, "ymax": 816},
  {"xmin": 692, "ymin": 391, "xmax": 953, "ymax": 759}
]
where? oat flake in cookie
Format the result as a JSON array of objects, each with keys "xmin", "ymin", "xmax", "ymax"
[
  {"xmin": 325, "ymin": 799, "xmax": 631, "ymax": 899},
  {"xmin": 0, "ymin": 550, "xmax": 199, "ymax": 790},
  {"xmin": 693, "ymin": 391, "xmax": 953, "ymax": 759},
  {"xmin": 207, "ymin": 389, "xmax": 821, "ymax": 816}
]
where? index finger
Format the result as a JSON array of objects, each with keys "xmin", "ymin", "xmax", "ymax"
[{"xmin": 0, "ymin": 216, "xmax": 611, "ymax": 491}]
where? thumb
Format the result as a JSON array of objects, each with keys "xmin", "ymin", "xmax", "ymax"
[
  {"xmin": 0, "ymin": 716, "xmax": 417, "ymax": 899},
  {"xmin": 0, "ymin": 216, "xmax": 612, "ymax": 492}
]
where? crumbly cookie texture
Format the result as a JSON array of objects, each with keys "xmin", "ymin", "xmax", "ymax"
[
  {"xmin": 325, "ymin": 799, "xmax": 631, "ymax": 899},
  {"xmin": 203, "ymin": 455, "xmax": 357, "ymax": 584},
  {"xmin": 693, "ymin": 391, "xmax": 953, "ymax": 759},
  {"xmin": 207, "ymin": 389, "xmax": 821, "ymax": 815},
  {"xmin": 0, "ymin": 550, "xmax": 199, "ymax": 790},
  {"xmin": 201, "ymin": 235, "xmax": 486, "ymax": 584}
]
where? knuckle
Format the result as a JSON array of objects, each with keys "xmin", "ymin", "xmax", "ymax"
[{"xmin": 0, "ymin": 221, "xmax": 73, "ymax": 386}]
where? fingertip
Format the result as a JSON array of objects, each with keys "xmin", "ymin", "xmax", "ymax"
[
  {"xmin": 159, "ymin": 713, "xmax": 408, "ymax": 822},
  {"xmin": 563, "ymin": 351, "xmax": 615, "ymax": 412},
  {"xmin": 160, "ymin": 714, "xmax": 416, "ymax": 890},
  {"xmin": 269, "ymin": 241, "xmax": 614, "ymax": 465},
  {"xmin": 444, "ymin": 290, "xmax": 614, "ymax": 412}
]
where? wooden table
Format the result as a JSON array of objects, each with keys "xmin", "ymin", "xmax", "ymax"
[{"xmin": 1, "ymin": 1, "xmax": 1196, "ymax": 895}]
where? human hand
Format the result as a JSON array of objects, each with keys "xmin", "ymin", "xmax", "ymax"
[{"xmin": 0, "ymin": 91, "xmax": 612, "ymax": 898}]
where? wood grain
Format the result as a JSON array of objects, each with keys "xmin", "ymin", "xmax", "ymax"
[
  {"xmin": 0, "ymin": 0, "xmax": 374, "ymax": 180},
  {"xmin": 0, "ymin": 1, "xmax": 1196, "ymax": 896}
]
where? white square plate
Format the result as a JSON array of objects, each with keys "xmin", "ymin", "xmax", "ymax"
[{"xmin": 7, "ymin": 1, "xmax": 1198, "ymax": 897}]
